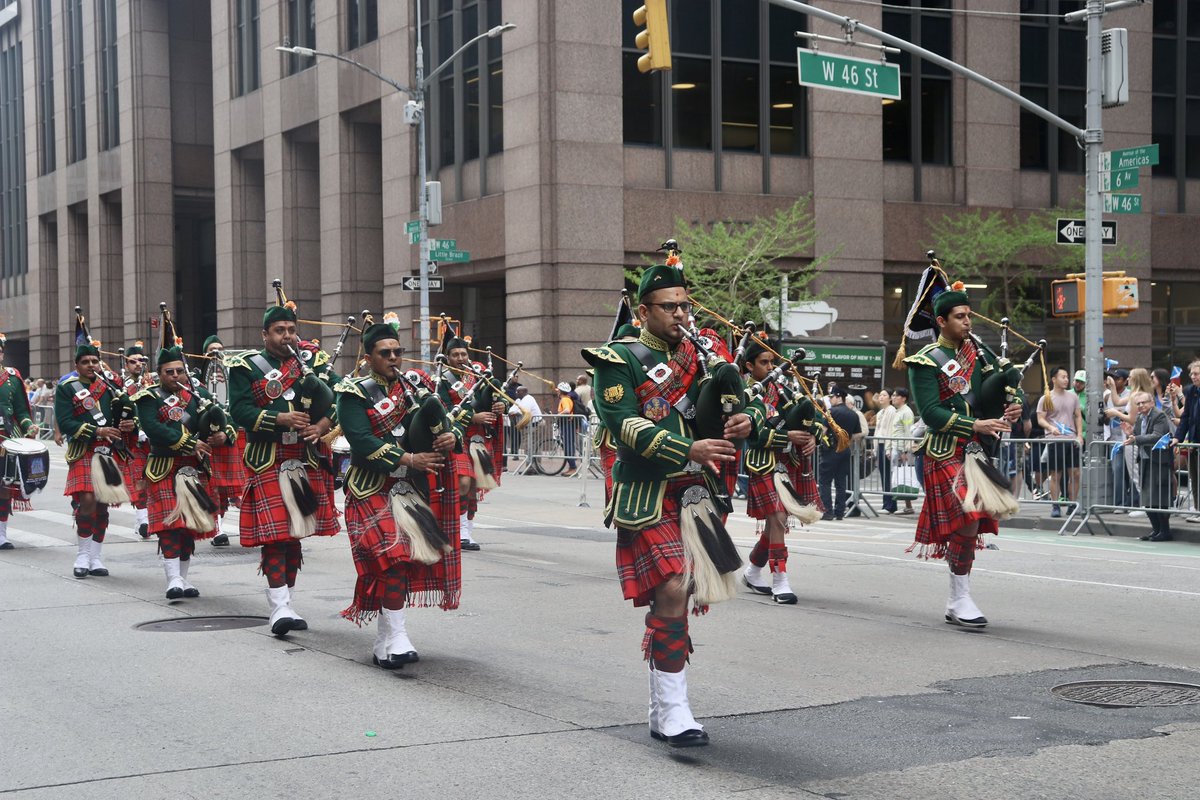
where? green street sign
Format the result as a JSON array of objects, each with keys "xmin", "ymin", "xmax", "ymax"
[
  {"xmin": 408, "ymin": 231, "xmax": 419, "ymax": 244},
  {"xmin": 405, "ymin": 220, "xmax": 420, "ymax": 233},
  {"xmin": 1103, "ymin": 193, "xmax": 1142, "ymax": 214},
  {"xmin": 431, "ymin": 239, "xmax": 456, "ymax": 249},
  {"xmin": 1099, "ymin": 167, "xmax": 1139, "ymax": 192},
  {"xmin": 1100, "ymin": 144, "xmax": 1159, "ymax": 171},
  {"xmin": 796, "ymin": 48, "xmax": 901, "ymax": 100},
  {"xmin": 430, "ymin": 248, "xmax": 470, "ymax": 263},
  {"xmin": 781, "ymin": 343, "xmax": 884, "ymax": 367}
]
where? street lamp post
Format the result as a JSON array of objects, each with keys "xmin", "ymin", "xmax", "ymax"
[{"xmin": 278, "ymin": 18, "xmax": 514, "ymax": 363}]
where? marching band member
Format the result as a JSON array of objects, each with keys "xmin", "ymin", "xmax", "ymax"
[
  {"xmin": 56, "ymin": 324, "xmax": 134, "ymax": 579},
  {"xmin": 133, "ymin": 338, "xmax": 232, "ymax": 599},
  {"xmin": 203, "ymin": 334, "xmax": 245, "ymax": 547},
  {"xmin": 226, "ymin": 295, "xmax": 339, "ymax": 636},
  {"xmin": 901, "ymin": 278, "xmax": 1022, "ymax": 628},
  {"xmin": 584, "ymin": 264, "xmax": 754, "ymax": 748},
  {"xmin": 437, "ymin": 332, "xmax": 492, "ymax": 551},
  {"xmin": 0, "ymin": 335, "xmax": 39, "ymax": 550},
  {"xmin": 336, "ymin": 318, "xmax": 461, "ymax": 668},
  {"xmin": 121, "ymin": 342, "xmax": 153, "ymax": 539}
]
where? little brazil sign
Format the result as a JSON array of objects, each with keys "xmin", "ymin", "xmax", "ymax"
[{"xmin": 796, "ymin": 48, "xmax": 901, "ymax": 100}]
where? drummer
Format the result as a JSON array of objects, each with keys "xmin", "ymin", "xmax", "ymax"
[
  {"xmin": 202, "ymin": 334, "xmax": 244, "ymax": 547},
  {"xmin": 0, "ymin": 334, "xmax": 41, "ymax": 550}
]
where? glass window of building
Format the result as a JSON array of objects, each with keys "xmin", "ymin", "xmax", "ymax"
[
  {"xmin": 346, "ymin": 0, "xmax": 377, "ymax": 51},
  {"xmin": 234, "ymin": 0, "xmax": 261, "ymax": 97},
  {"xmin": 34, "ymin": 0, "xmax": 55, "ymax": 174},
  {"xmin": 97, "ymin": 0, "xmax": 119, "ymax": 150},
  {"xmin": 65, "ymin": 0, "xmax": 87, "ymax": 163},
  {"xmin": 285, "ymin": 0, "xmax": 315, "ymax": 75},
  {"xmin": 881, "ymin": 0, "xmax": 952, "ymax": 165},
  {"xmin": 1152, "ymin": 1, "xmax": 1200, "ymax": 186},
  {"xmin": 0, "ymin": 15, "xmax": 27, "ymax": 295},
  {"xmin": 621, "ymin": 0, "xmax": 807, "ymax": 157},
  {"xmin": 424, "ymin": 0, "xmax": 505, "ymax": 174},
  {"xmin": 1019, "ymin": 0, "xmax": 1085, "ymax": 174}
]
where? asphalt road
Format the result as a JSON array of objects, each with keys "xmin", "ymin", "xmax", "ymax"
[{"xmin": 2, "ymin": 448, "xmax": 1198, "ymax": 799}]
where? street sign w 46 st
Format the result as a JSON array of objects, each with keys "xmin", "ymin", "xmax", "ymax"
[{"xmin": 796, "ymin": 48, "xmax": 901, "ymax": 100}]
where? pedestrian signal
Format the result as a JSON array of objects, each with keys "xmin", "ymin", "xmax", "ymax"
[{"xmin": 1050, "ymin": 278, "xmax": 1083, "ymax": 318}]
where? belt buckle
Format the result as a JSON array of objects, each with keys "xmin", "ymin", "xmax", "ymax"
[{"xmin": 281, "ymin": 431, "xmax": 299, "ymax": 445}]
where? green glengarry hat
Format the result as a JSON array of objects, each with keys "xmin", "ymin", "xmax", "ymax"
[
  {"xmin": 125, "ymin": 341, "xmax": 145, "ymax": 358},
  {"xmin": 157, "ymin": 345, "xmax": 185, "ymax": 366},
  {"xmin": 637, "ymin": 264, "xmax": 687, "ymax": 301},
  {"xmin": 202, "ymin": 335, "xmax": 223, "ymax": 351},
  {"xmin": 74, "ymin": 344, "xmax": 100, "ymax": 362},
  {"xmin": 932, "ymin": 288, "xmax": 970, "ymax": 319},
  {"xmin": 263, "ymin": 304, "xmax": 297, "ymax": 329},
  {"xmin": 362, "ymin": 322, "xmax": 401, "ymax": 354}
]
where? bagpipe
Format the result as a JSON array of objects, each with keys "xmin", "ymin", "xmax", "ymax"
[{"xmin": 73, "ymin": 306, "xmax": 134, "ymax": 505}]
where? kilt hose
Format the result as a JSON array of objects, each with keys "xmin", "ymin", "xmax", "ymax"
[
  {"xmin": 340, "ymin": 476, "xmax": 462, "ymax": 626},
  {"xmin": 237, "ymin": 442, "xmax": 340, "ymax": 549},
  {"xmin": 745, "ymin": 471, "xmax": 785, "ymax": 519},
  {"xmin": 908, "ymin": 443, "xmax": 997, "ymax": 563},
  {"xmin": 208, "ymin": 436, "xmax": 246, "ymax": 509},
  {"xmin": 145, "ymin": 455, "xmax": 216, "ymax": 540},
  {"xmin": 642, "ymin": 611, "xmax": 692, "ymax": 673},
  {"xmin": 158, "ymin": 529, "xmax": 197, "ymax": 560},
  {"xmin": 615, "ymin": 474, "xmax": 707, "ymax": 611},
  {"xmin": 451, "ymin": 451, "xmax": 478, "ymax": 517},
  {"xmin": 786, "ymin": 452, "xmax": 825, "ymax": 513},
  {"xmin": 121, "ymin": 438, "xmax": 149, "ymax": 508},
  {"xmin": 0, "ymin": 486, "xmax": 32, "ymax": 519}
]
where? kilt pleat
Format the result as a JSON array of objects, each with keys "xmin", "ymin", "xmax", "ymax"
[
  {"xmin": 146, "ymin": 456, "xmax": 216, "ymax": 539},
  {"xmin": 909, "ymin": 444, "xmax": 997, "ymax": 559},
  {"xmin": 746, "ymin": 470, "xmax": 785, "ymax": 519},
  {"xmin": 237, "ymin": 443, "xmax": 340, "ymax": 547},
  {"xmin": 615, "ymin": 474, "xmax": 705, "ymax": 607}
]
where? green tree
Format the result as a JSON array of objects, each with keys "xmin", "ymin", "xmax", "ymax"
[
  {"xmin": 627, "ymin": 196, "xmax": 838, "ymax": 332},
  {"xmin": 928, "ymin": 207, "xmax": 1137, "ymax": 328}
]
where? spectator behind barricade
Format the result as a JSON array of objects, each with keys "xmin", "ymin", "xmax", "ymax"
[
  {"xmin": 1038, "ymin": 366, "xmax": 1083, "ymax": 519},
  {"xmin": 557, "ymin": 381, "xmax": 580, "ymax": 477},
  {"xmin": 1103, "ymin": 369, "xmax": 1134, "ymax": 510},
  {"xmin": 1123, "ymin": 391, "xmax": 1174, "ymax": 542},
  {"xmin": 873, "ymin": 390, "xmax": 898, "ymax": 514},
  {"xmin": 1073, "ymin": 370, "xmax": 1088, "ymax": 438},
  {"xmin": 1022, "ymin": 393, "xmax": 1045, "ymax": 500},
  {"xmin": 1171, "ymin": 360, "xmax": 1200, "ymax": 524},
  {"xmin": 890, "ymin": 388, "xmax": 916, "ymax": 514},
  {"xmin": 574, "ymin": 373, "xmax": 593, "ymax": 416},
  {"xmin": 818, "ymin": 385, "xmax": 861, "ymax": 521},
  {"xmin": 1152, "ymin": 367, "xmax": 1180, "ymax": 425},
  {"xmin": 507, "ymin": 384, "xmax": 543, "ymax": 459}
]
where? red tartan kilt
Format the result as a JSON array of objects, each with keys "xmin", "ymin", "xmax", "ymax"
[
  {"xmin": 615, "ymin": 475, "xmax": 704, "ymax": 607},
  {"xmin": 208, "ymin": 438, "xmax": 246, "ymax": 493},
  {"xmin": 146, "ymin": 457, "xmax": 216, "ymax": 539},
  {"xmin": 426, "ymin": 468, "xmax": 459, "ymax": 527},
  {"xmin": 452, "ymin": 451, "xmax": 474, "ymax": 481},
  {"xmin": 746, "ymin": 470, "xmax": 785, "ymax": 519},
  {"xmin": 601, "ymin": 443, "xmax": 616, "ymax": 504},
  {"xmin": 238, "ymin": 443, "xmax": 340, "ymax": 547},
  {"xmin": 786, "ymin": 453, "xmax": 825, "ymax": 512},
  {"xmin": 121, "ymin": 441, "xmax": 149, "ymax": 505},
  {"xmin": 913, "ymin": 446, "xmax": 998, "ymax": 551},
  {"xmin": 64, "ymin": 446, "xmax": 124, "ymax": 503},
  {"xmin": 344, "ymin": 479, "xmax": 462, "ymax": 609}
]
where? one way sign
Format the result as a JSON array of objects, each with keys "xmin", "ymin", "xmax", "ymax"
[
  {"xmin": 1056, "ymin": 218, "xmax": 1117, "ymax": 246},
  {"xmin": 401, "ymin": 275, "xmax": 444, "ymax": 291}
]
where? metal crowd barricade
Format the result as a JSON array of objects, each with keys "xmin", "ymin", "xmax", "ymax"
[
  {"xmin": 850, "ymin": 435, "xmax": 925, "ymax": 517},
  {"xmin": 1067, "ymin": 439, "xmax": 1200, "ymax": 537},
  {"xmin": 34, "ymin": 405, "xmax": 56, "ymax": 441},
  {"xmin": 502, "ymin": 412, "xmax": 589, "ymax": 478}
]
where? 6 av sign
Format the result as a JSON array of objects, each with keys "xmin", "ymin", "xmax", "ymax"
[{"xmin": 1056, "ymin": 218, "xmax": 1117, "ymax": 246}]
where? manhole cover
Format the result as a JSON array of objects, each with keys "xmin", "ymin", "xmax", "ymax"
[
  {"xmin": 1052, "ymin": 680, "xmax": 1200, "ymax": 708},
  {"xmin": 136, "ymin": 616, "xmax": 267, "ymax": 632}
]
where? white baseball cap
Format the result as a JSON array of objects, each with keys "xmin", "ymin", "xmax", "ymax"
[{"xmin": 557, "ymin": 381, "xmax": 572, "ymax": 392}]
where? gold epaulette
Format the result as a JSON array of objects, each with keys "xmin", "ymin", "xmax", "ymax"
[
  {"xmin": 313, "ymin": 350, "xmax": 331, "ymax": 369},
  {"xmin": 334, "ymin": 377, "xmax": 367, "ymax": 399},
  {"xmin": 130, "ymin": 386, "xmax": 156, "ymax": 403},
  {"xmin": 581, "ymin": 346, "xmax": 624, "ymax": 366},
  {"xmin": 222, "ymin": 351, "xmax": 250, "ymax": 370},
  {"xmin": 903, "ymin": 342, "xmax": 940, "ymax": 368}
]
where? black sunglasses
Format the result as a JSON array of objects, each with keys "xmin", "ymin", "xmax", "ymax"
[
  {"xmin": 647, "ymin": 301, "xmax": 692, "ymax": 315},
  {"xmin": 375, "ymin": 348, "xmax": 404, "ymax": 358}
]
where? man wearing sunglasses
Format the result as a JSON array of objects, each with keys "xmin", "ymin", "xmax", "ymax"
[
  {"xmin": 121, "ymin": 342, "xmax": 153, "ymax": 539},
  {"xmin": 133, "ymin": 343, "xmax": 235, "ymax": 599},
  {"xmin": 584, "ymin": 264, "xmax": 755, "ymax": 748}
]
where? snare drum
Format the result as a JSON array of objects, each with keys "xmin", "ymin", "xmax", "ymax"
[
  {"xmin": 332, "ymin": 435, "xmax": 352, "ymax": 490},
  {"xmin": 1, "ymin": 438, "xmax": 50, "ymax": 499}
]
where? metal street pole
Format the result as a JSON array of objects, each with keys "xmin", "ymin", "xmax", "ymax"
[{"xmin": 1083, "ymin": 0, "xmax": 1105, "ymax": 495}]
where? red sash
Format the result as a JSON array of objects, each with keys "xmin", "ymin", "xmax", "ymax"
[
  {"xmin": 633, "ymin": 339, "xmax": 700, "ymax": 408},
  {"xmin": 250, "ymin": 358, "xmax": 302, "ymax": 407},
  {"xmin": 365, "ymin": 381, "xmax": 409, "ymax": 438},
  {"xmin": 935, "ymin": 339, "xmax": 978, "ymax": 403},
  {"xmin": 72, "ymin": 379, "xmax": 109, "ymax": 417},
  {"xmin": 156, "ymin": 388, "xmax": 195, "ymax": 423}
]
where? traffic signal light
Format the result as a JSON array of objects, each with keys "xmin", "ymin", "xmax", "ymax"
[
  {"xmin": 1050, "ymin": 272, "xmax": 1140, "ymax": 318},
  {"xmin": 1051, "ymin": 278, "xmax": 1084, "ymax": 318},
  {"xmin": 632, "ymin": 0, "xmax": 671, "ymax": 73}
]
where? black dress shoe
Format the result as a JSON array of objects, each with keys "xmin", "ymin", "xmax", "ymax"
[
  {"xmin": 291, "ymin": 618, "xmax": 308, "ymax": 631},
  {"xmin": 166, "ymin": 586, "xmax": 184, "ymax": 600},
  {"xmin": 73, "ymin": 567, "xmax": 89, "ymax": 578},
  {"xmin": 650, "ymin": 729, "xmax": 667, "ymax": 742},
  {"xmin": 1139, "ymin": 534, "xmax": 1154, "ymax": 541},
  {"xmin": 138, "ymin": 524, "xmax": 149, "ymax": 539},
  {"xmin": 461, "ymin": 540, "xmax": 481, "ymax": 551},
  {"xmin": 820, "ymin": 513, "xmax": 835, "ymax": 521},
  {"xmin": 772, "ymin": 591, "xmax": 798, "ymax": 605},
  {"xmin": 211, "ymin": 534, "xmax": 230, "ymax": 547},
  {"xmin": 0, "ymin": 541, "xmax": 14, "ymax": 550},
  {"xmin": 183, "ymin": 586, "xmax": 200, "ymax": 598},
  {"xmin": 372, "ymin": 654, "xmax": 399, "ymax": 671},
  {"xmin": 271, "ymin": 617, "xmax": 295, "ymax": 636},
  {"xmin": 1149, "ymin": 533, "xmax": 1173, "ymax": 542},
  {"xmin": 386, "ymin": 650, "xmax": 419, "ymax": 667},
  {"xmin": 847, "ymin": 507, "xmax": 862, "ymax": 518},
  {"xmin": 665, "ymin": 728, "xmax": 709, "ymax": 748},
  {"xmin": 88, "ymin": 567, "xmax": 109, "ymax": 577}
]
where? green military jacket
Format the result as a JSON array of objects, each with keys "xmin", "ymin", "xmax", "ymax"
[
  {"xmin": 226, "ymin": 348, "xmax": 340, "ymax": 474},
  {"xmin": 0, "ymin": 368, "xmax": 36, "ymax": 439},
  {"xmin": 583, "ymin": 328, "xmax": 757, "ymax": 529},
  {"xmin": 741, "ymin": 379, "xmax": 791, "ymax": 476},
  {"xmin": 335, "ymin": 371, "xmax": 462, "ymax": 501},
  {"xmin": 55, "ymin": 374, "xmax": 131, "ymax": 463},
  {"xmin": 133, "ymin": 384, "xmax": 236, "ymax": 483},
  {"xmin": 435, "ymin": 370, "xmax": 477, "ymax": 430},
  {"xmin": 904, "ymin": 334, "xmax": 1019, "ymax": 460}
]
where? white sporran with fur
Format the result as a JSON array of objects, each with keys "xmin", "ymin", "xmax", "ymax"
[
  {"xmin": 90, "ymin": 448, "xmax": 131, "ymax": 505},
  {"xmin": 678, "ymin": 485, "xmax": 742, "ymax": 605},
  {"xmin": 388, "ymin": 481, "xmax": 450, "ymax": 565},
  {"xmin": 468, "ymin": 435, "xmax": 499, "ymax": 491},
  {"xmin": 163, "ymin": 467, "xmax": 216, "ymax": 533},
  {"xmin": 773, "ymin": 469, "xmax": 822, "ymax": 525},
  {"xmin": 279, "ymin": 459, "xmax": 319, "ymax": 538}
]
